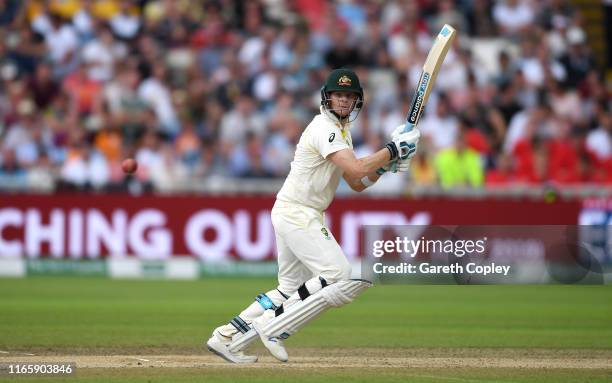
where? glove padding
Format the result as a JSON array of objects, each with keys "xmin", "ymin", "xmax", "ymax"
[{"xmin": 389, "ymin": 125, "xmax": 420, "ymax": 172}]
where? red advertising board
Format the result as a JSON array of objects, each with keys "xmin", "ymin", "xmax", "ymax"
[{"xmin": 0, "ymin": 194, "xmax": 581, "ymax": 261}]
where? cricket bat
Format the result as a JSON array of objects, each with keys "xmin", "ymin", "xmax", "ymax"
[{"xmin": 403, "ymin": 24, "xmax": 456, "ymax": 133}]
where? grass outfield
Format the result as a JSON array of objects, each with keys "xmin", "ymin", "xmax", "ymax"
[{"xmin": 0, "ymin": 277, "xmax": 611, "ymax": 382}]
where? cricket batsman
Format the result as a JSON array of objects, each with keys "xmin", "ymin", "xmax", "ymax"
[{"xmin": 206, "ymin": 68, "xmax": 420, "ymax": 363}]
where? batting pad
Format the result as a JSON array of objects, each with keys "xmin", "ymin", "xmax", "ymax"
[{"xmin": 227, "ymin": 279, "xmax": 372, "ymax": 352}]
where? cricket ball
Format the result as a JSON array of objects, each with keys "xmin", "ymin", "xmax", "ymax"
[{"xmin": 122, "ymin": 158, "xmax": 138, "ymax": 174}]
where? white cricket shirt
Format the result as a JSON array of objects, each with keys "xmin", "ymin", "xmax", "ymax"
[{"xmin": 276, "ymin": 107, "xmax": 353, "ymax": 213}]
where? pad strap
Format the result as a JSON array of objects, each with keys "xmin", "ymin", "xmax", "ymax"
[
  {"xmin": 256, "ymin": 293, "xmax": 278, "ymax": 311},
  {"xmin": 297, "ymin": 283, "xmax": 310, "ymax": 300},
  {"xmin": 230, "ymin": 316, "xmax": 250, "ymax": 334}
]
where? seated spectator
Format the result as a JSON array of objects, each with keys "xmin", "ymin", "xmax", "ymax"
[
  {"xmin": 72, "ymin": 0, "xmax": 95, "ymax": 41},
  {"xmin": 493, "ymin": 0, "xmax": 535, "ymax": 37},
  {"xmin": 62, "ymin": 62, "xmax": 103, "ymax": 116},
  {"xmin": 218, "ymin": 94, "xmax": 266, "ymax": 157},
  {"xmin": 137, "ymin": 61, "xmax": 179, "ymax": 137},
  {"xmin": 37, "ymin": 12, "xmax": 79, "ymax": 77},
  {"xmin": 94, "ymin": 120, "xmax": 123, "ymax": 164},
  {"xmin": 586, "ymin": 112, "xmax": 612, "ymax": 162},
  {"xmin": 109, "ymin": 0, "xmax": 141, "ymax": 41},
  {"xmin": 229, "ymin": 132, "xmax": 273, "ymax": 178},
  {"xmin": 262, "ymin": 114, "xmax": 300, "ymax": 177},
  {"xmin": 410, "ymin": 139, "xmax": 437, "ymax": 187},
  {"xmin": 435, "ymin": 128, "xmax": 484, "ymax": 188},
  {"xmin": 465, "ymin": 0, "xmax": 497, "ymax": 37},
  {"xmin": 546, "ymin": 118, "xmax": 580, "ymax": 184},
  {"xmin": 419, "ymin": 93, "xmax": 458, "ymax": 151},
  {"xmin": 0, "ymin": 147, "xmax": 26, "ymax": 177},
  {"xmin": 27, "ymin": 61, "xmax": 59, "ymax": 110},
  {"xmin": 486, "ymin": 153, "xmax": 515, "ymax": 185},
  {"xmin": 195, "ymin": 139, "xmax": 227, "ymax": 178},
  {"xmin": 2, "ymin": 99, "xmax": 41, "ymax": 168},
  {"xmin": 81, "ymin": 22, "xmax": 127, "ymax": 82},
  {"xmin": 175, "ymin": 119, "xmax": 201, "ymax": 169}
]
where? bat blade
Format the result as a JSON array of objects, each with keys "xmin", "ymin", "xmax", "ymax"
[{"xmin": 404, "ymin": 24, "xmax": 456, "ymax": 133}]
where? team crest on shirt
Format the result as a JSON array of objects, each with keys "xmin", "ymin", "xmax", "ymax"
[
  {"xmin": 328, "ymin": 132, "xmax": 335, "ymax": 142},
  {"xmin": 321, "ymin": 227, "xmax": 331, "ymax": 240},
  {"xmin": 337, "ymin": 75, "xmax": 351, "ymax": 86}
]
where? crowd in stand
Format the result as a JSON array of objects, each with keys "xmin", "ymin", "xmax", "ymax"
[{"xmin": 0, "ymin": 0, "xmax": 610, "ymax": 193}]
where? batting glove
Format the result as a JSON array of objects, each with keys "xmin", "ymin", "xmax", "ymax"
[{"xmin": 386, "ymin": 129, "xmax": 420, "ymax": 161}]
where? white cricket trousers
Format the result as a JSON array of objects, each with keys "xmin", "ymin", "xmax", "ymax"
[{"xmin": 271, "ymin": 200, "xmax": 352, "ymax": 295}]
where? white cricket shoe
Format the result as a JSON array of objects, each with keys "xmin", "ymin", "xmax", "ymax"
[
  {"xmin": 206, "ymin": 329, "xmax": 258, "ymax": 364},
  {"xmin": 252, "ymin": 316, "xmax": 288, "ymax": 362}
]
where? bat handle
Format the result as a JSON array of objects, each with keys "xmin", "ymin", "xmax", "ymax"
[{"xmin": 403, "ymin": 121, "xmax": 415, "ymax": 133}]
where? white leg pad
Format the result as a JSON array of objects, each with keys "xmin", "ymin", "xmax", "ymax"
[{"xmin": 227, "ymin": 279, "xmax": 371, "ymax": 352}]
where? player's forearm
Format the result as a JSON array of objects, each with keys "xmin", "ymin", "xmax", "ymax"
[
  {"xmin": 353, "ymin": 148, "xmax": 391, "ymax": 178},
  {"xmin": 345, "ymin": 169, "xmax": 382, "ymax": 192}
]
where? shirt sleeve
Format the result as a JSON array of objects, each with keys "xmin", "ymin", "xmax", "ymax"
[{"xmin": 311, "ymin": 124, "xmax": 350, "ymax": 159}]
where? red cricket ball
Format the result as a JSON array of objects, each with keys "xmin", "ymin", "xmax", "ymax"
[{"xmin": 121, "ymin": 158, "xmax": 138, "ymax": 174}]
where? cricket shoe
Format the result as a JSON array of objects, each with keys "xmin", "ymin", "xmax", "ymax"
[
  {"xmin": 206, "ymin": 329, "xmax": 258, "ymax": 364},
  {"xmin": 252, "ymin": 316, "xmax": 288, "ymax": 362}
]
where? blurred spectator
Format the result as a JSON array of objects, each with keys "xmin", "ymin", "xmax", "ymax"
[
  {"xmin": 38, "ymin": 12, "xmax": 79, "ymax": 76},
  {"xmin": 324, "ymin": 22, "xmax": 362, "ymax": 69},
  {"xmin": 62, "ymin": 62, "xmax": 103, "ymax": 116},
  {"xmin": 5, "ymin": 21, "xmax": 46, "ymax": 75},
  {"xmin": 94, "ymin": 124, "xmax": 122, "ymax": 165},
  {"xmin": 494, "ymin": 80, "xmax": 522, "ymax": 125},
  {"xmin": 0, "ymin": 147, "xmax": 26, "ymax": 179},
  {"xmin": 27, "ymin": 61, "xmax": 59, "ymax": 110},
  {"xmin": 134, "ymin": 128, "xmax": 160, "ymax": 176},
  {"xmin": 263, "ymin": 114, "xmax": 300, "ymax": 177},
  {"xmin": 196, "ymin": 138, "xmax": 227, "ymax": 178},
  {"xmin": 72, "ymin": 0, "xmax": 95, "ymax": 40},
  {"xmin": 0, "ymin": 0, "xmax": 20, "ymax": 27},
  {"xmin": 465, "ymin": 0, "xmax": 497, "ymax": 37},
  {"xmin": 219, "ymin": 94, "xmax": 266, "ymax": 156},
  {"xmin": 504, "ymin": 95, "xmax": 553, "ymax": 154},
  {"xmin": 586, "ymin": 112, "xmax": 612, "ymax": 162},
  {"xmin": 429, "ymin": 0, "xmax": 466, "ymax": 35},
  {"xmin": 493, "ymin": 0, "xmax": 535, "ymax": 37},
  {"xmin": 175, "ymin": 119, "xmax": 201, "ymax": 170},
  {"xmin": 559, "ymin": 26, "xmax": 594, "ymax": 88},
  {"xmin": 435, "ymin": 127, "xmax": 484, "ymax": 188},
  {"xmin": 512, "ymin": 135, "xmax": 549, "ymax": 183},
  {"xmin": 137, "ymin": 61, "xmax": 179, "ymax": 137},
  {"xmin": 486, "ymin": 152, "xmax": 515, "ymax": 185},
  {"xmin": 229, "ymin": 131, "xmax": 272, "ymax": 178},
  {"xmin": 410, "ymin": 138, "xmax": 437, "ymax": 187},
  {"xmin": 419, "ymin": 93, "xmax": 458, "ymax": 151},
  {"xmin": 109, "ymin": 0, "xmax": 141, "ymax": 41},
  {"xmin": 2, "ymin": 99, "xmax": 41, "ymax": 167},
  {"xmin": 81, "ymin": 22, "xmax": 127, "ymax": 82}
]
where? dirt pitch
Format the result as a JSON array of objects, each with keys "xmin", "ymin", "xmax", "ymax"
[{"xmin": 1, "ymin": 348, "xmax": 611, "ymax": 370}]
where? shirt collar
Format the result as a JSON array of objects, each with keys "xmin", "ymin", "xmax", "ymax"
[{"xmin": 320, "ymin": 106, "xmax": 350, "ymax": 129}]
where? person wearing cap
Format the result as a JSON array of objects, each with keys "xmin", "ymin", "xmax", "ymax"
[{"xmin": 206, "ymin": 68, "xmax": 420, "ymax": 363}]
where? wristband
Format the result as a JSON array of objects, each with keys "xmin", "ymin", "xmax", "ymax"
[
  {"xmin": 385, "ymin": 142, "xmax": 398, "ymax": 161},
  {"xmin": 376, "ymin": 167, "xmax": 387, "ymax": 175},
  {"xmin": 361, "ymin": 176, "xmax": 374, "ymax": 187}
]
